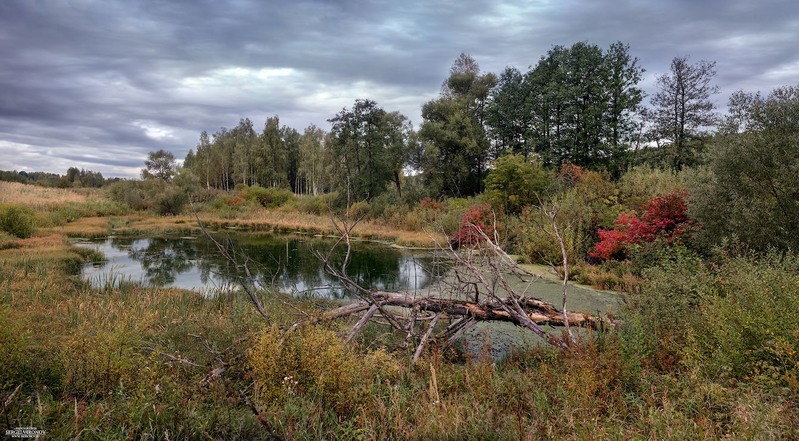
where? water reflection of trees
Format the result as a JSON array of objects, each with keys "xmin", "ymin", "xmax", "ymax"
[
  {"xmin": 103, "ymin": 234, "xmax": 441, "ymax": 298},
  {"xmin": 117, "ymin": 237, "xmax": 195, "ymax": 286}
]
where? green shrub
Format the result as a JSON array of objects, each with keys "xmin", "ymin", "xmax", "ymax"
[
  {"xmin": 684, "ymin": 251, "xmax": 799, "ymax": 388},
  {"xmin": 621, "ymin": 246, "xmax": 709, "ymax": 371},
  {"xmin": 624, "ymin": 248, "xmax": 799, "ymax": 391},
  {"xmin": 109, "ymin": 180, "xmax": 188, "ymax": 215},
  {"xmin": 365, "ymin": 191, "xmax": 404, "ymax": 220},
  {"xmin": 241, "ymin": 185, "xmax": 295, "ymax": 208},
  {"xmin": 154, "ymin": 186, "xmax": 188, "ymax": 215},
  {"xmin": 689, "ymin": 86, "xmax": 799, "ymax": 252},
  {"xmin": 518, "ymin": 204, "xmax": 591, "ymax": 264},
  {"xmin": 618, "ymin": 166, "xmax": 686, "ymax": 212},
  {"xmin": 0, "ymin": 204, "xmax": 36, "ymax": 238},
  {"xmin": 484, "ymin": 154, "xmax": 551, "ymax": 215},
  {"xmin": 294, "ymin": 192, "xmax": 337, "ymax": 215}
]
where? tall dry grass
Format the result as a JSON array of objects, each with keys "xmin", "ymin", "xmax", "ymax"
[
  {"xmin": 1, "ymin": 232, "xmax": 797, "ymax": 439},
  {"xmin": 0, "ymin": 181, "xmax": 89, "ymax": 207}
]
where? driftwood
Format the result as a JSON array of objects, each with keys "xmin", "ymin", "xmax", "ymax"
[
  {"xmin": 289, "ymin": 207, "xmax": 615, "ymax": 357},
  {"xmin": 193, "ymin": 198, "xmax": 613, "ymax": 362},
  {"xmin": 319, "ymin": 291, "xmax": 605, "ymax": 329}
]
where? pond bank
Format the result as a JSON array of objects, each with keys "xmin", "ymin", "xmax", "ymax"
[{"xmin": 47, "ymin": 210, "xmax": 445, "ymax": 248}]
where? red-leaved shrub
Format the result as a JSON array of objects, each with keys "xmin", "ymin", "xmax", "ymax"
[
  {"xmin": 419, "ymin": 197, "xmax": 443, "ymax": 211},
  {"xmin": 590, "ymin": 192, "xmax": 690, "ymax": 261},
  {"xmin": 451, "ymin": 204, "xmax": 495, "ymax": 247}
]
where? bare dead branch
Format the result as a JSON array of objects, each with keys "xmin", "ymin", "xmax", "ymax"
[
  {"xmin": 346, "ymin": 303, "xmax": 379, "ymax": 343},
  {"xmin": 238, "ymin": 387, "xmax": 284, "ymax": 441},
  {"xmin": 412, "ymin": 312, "xmax": 442, "ymax": 363},
  {"xmin": 545, "ymin": 204, "xmax": 576, "ymax": 344},
  {"xmin": 191, "ymin": 201, "xmax": 270, "ymax": 321}
]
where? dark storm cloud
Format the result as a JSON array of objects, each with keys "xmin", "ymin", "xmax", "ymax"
[{"xmin": 0, "ymin": 0, "xmax": 797, "ymax": 177}]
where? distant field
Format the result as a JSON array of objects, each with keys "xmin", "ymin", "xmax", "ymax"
[{"xmin": 0, "ymin": 181, "xmax": 90, "ymax": 207}]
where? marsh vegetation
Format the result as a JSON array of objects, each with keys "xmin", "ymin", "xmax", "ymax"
[{"xmin": 2, "ymin": 55, "xmax": 799, "ymax": 439}]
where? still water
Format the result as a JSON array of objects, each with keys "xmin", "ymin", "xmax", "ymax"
[{"xmin": 75, "ymin": 233, "xmax": 442, "ymax": 298}]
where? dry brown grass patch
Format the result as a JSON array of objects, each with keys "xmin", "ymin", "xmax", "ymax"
[
  {"xmin": 0, "ymin": 181, "xmax": 89, "ymax": 207},
  {"xmin": 14, "ymin": 234, "xmax": 69, "ymax": 250},
  {"xmin": 47, "ymin": 216, "xmax": 111, "ymax": 237}
]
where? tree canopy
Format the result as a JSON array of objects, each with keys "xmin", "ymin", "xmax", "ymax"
[
  {"xmin": 690, "ymin": 85, "xmax": 799, "ymax": 251},
  {"xmin": 485, "ymin": 42, "xmax": 644, "ymax": 173},
  {"xmin": 648, "ymin": 57, "xmax": 719, "ymax": 170},
  {"xmin": 419, "ymin": 53, "xmax": 497, "ymax": 197},
  {"xmin": 142, "ymin": 149, "xmax": 177, "ymax": 181}
]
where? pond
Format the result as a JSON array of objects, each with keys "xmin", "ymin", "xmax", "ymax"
[
  {"xmin": 74, "ymin": 233, "xmax": 443, "ymax": 299},
  {"xmin": 75, "ymin": 232, "xmax": 621, "ymax": 359}
]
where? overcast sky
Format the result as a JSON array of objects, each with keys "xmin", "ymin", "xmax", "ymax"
[{"xmin": 1, "ymin": 0, "xmax": 797, "ymax": 178}]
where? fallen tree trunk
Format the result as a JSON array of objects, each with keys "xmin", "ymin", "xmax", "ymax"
[{"xmin": 307, "ymin": 291, "xmax": 610, "ymax": 330}]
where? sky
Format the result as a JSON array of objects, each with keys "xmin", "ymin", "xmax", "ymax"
[{"xmin": 1, "ymin": 0, "xmax": 797, "ymax": 178}]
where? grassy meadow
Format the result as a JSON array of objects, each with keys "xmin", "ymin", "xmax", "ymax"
[{"xmin": 1, "ymin": 181, "xmax": 798, "ymax": 439}]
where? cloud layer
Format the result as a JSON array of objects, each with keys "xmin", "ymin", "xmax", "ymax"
[{"xmin": 1, "ymin": 0, "xmax": 797, "ymax": 177}]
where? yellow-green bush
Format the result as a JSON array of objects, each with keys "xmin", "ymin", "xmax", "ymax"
[
  {"xmin": 0, "ymin": 204, "xmax": 36, "ymax": 238},
  {"xmin": 294, "ymin": 192, "xmax": 337, "ymax": 215},
  {"xmin": 248, "ymin": 324, "xmax": 400, "ymax": 414},
  {"xmin": 684, "ymin": 252, "xmax": 799, "ymax": 389},
  {"xmin": 625, "ymin": 248, "xmax": 799, "ymax": 391},
  {"xmin": 519, "ymin": 205, "xmax": 591, "ymax": 264},
  {"xmin": 108, "ymin": 179, "xmax": 188, "ymax": 215},
  {"xmin": 484, "ymin": 154, "xmax": 551, "ymax": 215},
  {"xmin": 59, "ymin": 326, "xmax": 144, "ymax": 398},
  {"xmin": 241, "ymin": 185, "xmax": 295, "ymax": 208}
]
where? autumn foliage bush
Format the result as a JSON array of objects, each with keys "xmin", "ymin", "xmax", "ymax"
[
  {"xmin": 591, "ymin": 192, "xmax": 690, "ymax": 261},
  {"xmin": 450, "ymin": 204, "xmax": 496, "ymax": 247}
]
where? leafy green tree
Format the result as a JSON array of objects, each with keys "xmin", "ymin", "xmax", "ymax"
[
  {"xmin": 690, "ymin": 85, "xmax": 799, "ymax": 251},
  {"xmin": 327, "ymin": 99, "xmax": 412, "ymax": 201},
  {"xmin": 142, "ymin": 149, "xmax": 177, "ymax": 181},
  {"xmin": 484, "ymin": 154, "xmax": 551, "ymax": 215},
  {"xmin": 297, "ymin": 124, "xmax": 328, "ymax": 195},
  {"xmin": 282, "ymin": 125, "xmax": 301, "ymax": 193},
  {"xmin": 230, "ymin": 118, "xmax": 258, "ymax": 186},
  {"xmin": 260, "ymin": 116, "xmax": 287, "ymax": 188},
  {"xmin": 486, "ymin": 42, "xmax": 644, "ymax": 172},
  {"xmin": 183, "ymin": 149, "xmax": 196, "ymax": 170},
  {"xmin": 382, "ymin": 111, "xmax": 413, "ymax": 198},
  {"xmin": 604, "ymin": 41, "xmax": 646, "ymax": 160},
  {"xmin": 187, "ymin": 128, "xmax": 230, "ymax": 190},
  {"xmin": 65, "ymin": 167, "xmax": 80, "ymax": 184},
  {"xmin": 648, "ymin": 57, "xmax": 719, "ymax": 170},
  {"xmin": 211, "ymin": 128, "xmax": 235, "ymax": 190},
  {"xmin": 420, "ymin": 53, "xmax": 497, "ymax": 197},
  {"xmin": 484, "ymin": 66, "xmax": 529, "ymax": 158},
  {"xmin": 188, "ymin": 131, "xmax": 213, "ymax": 189}
]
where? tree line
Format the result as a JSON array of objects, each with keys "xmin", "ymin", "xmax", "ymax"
[
  {"xmin": 0, "ymin": 167, "xmax": 108, "ymax": 188},
  {"xmin": 182, "ymin": 41, "xmax": 721, "ymax": 202}
]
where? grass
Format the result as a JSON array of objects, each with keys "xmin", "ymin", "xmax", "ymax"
[
  {"xmin": 1, "ymin": 181, "xmax": 797, "ymax": 439},
  {"xmin": 0, "ymin": 181, "xmax": 90, "ymax": 207},
  {"xmin": 2, "ymin": 181, "xmax": 441, "ymax": 246},
  {"xmin": 0, "ymin": 234, "xmax": 276, "ymax": 438}
]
